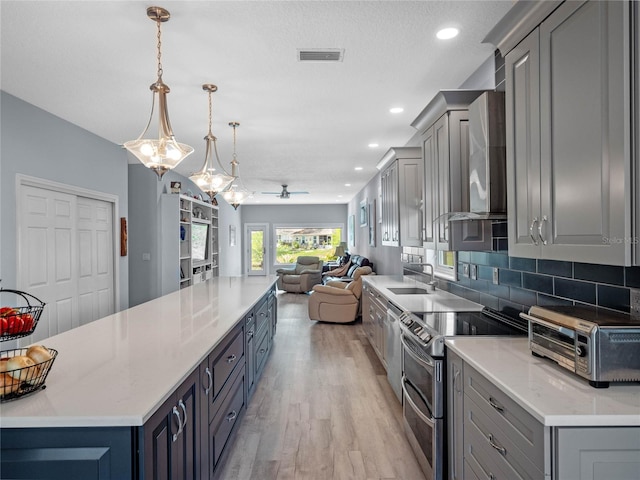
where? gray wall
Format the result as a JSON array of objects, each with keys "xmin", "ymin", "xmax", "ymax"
[
  {"xmin": 218, "ymin": 200, "xmax": 242, "ymax": 276},
  {"xmin": 0, "ymin": 91, "xmax": 130, "ymax": 310},
  {"xmin": 241, "ymin": 204, "xmax": 348, "ymax": 275}
]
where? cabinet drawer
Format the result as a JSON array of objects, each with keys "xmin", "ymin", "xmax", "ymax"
[
  {"xmin": 463, "ymin": 459, "xmax": 483, "ymax": 480},
  {"xmin": 255, "ymin": 327, "xmax": 270, "ymax": 377},
  {"xmin": 464, "ymin": 395, "xmax": 544, "ymax": 480},
  {"xmin": 463, "ymin": 364, "xmax": 544, "ymax": 467},
  {"xmin": 255, "ymin": 298, "xmax": 269, "ymax": 334},
  {"xmin": 209, "ymin": 370, "xmax": 245, "ymax": 469},
  {"xmin": 211, "ymin": 329, "xmax": 244, "ymax": 401}
]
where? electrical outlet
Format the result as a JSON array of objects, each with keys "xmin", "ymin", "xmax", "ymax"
[
  {"xmin": 492, "ymin": 268, "xmax": 499, "ymax": 285},
  {"xmin": 631, "ymin": 289, "xmax": 640, "ymax": 318},
  {"xmin": 462, "ymin": 263, "xmax": 469, "ymax": 278},
  {"xmin": 470, "ymin": 264, "xmax": 477, "ymax": 280}
]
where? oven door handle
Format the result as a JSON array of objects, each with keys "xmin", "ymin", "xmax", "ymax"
[
  {"xmin": 402, "ymin": 378, "xmax": 435, "ymax": 427},
  {"xmin": 401, "ymin": 333, "xmax": 435, "ymax": 369},
  {"xmin": 521, "ymin": 313, "xmax": 576, "ymax": 339}
]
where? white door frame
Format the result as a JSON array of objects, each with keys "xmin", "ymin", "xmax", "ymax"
[
  {"xmin": 15, "ymin": 174, "xmax": 120, "ymax": 309},
  {"xmin": 244, "ymin": 223, "xmax": 269, "ymax": 276}
]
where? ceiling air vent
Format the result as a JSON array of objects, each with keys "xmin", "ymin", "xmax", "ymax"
[{"xmin": 298, "ymin": 49, "xmax": 344, "ymax": 62}]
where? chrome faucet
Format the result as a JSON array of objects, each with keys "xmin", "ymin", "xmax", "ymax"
[{"xmin": 404, "ymin": 262, "xmax": 437, "ymax": 290}]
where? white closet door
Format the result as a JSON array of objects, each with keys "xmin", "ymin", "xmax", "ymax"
[
  {"xmin": 77, "ymin": 197, "xmax": 114, "ymax": 325},
  {"xmin": 19, "ymin": 186, "xmax": 78, "ymax": 342}
]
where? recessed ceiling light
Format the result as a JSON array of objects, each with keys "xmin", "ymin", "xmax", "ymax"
[
  {"xmin": 437, "ymin": 27, "xmax": 459, "ymax": 40},
  {"xmin": 390, "ymin": 107, "xmax": 404, "ymax": 114},
  {"xmin": 368, "ymin": 143, "xmax": 379, "ymax": 148},
  {"xmin": 338, "ymin": 195, "xmax": 343, "ymax": 198},
  {"xmin": 344, "ymin": 183, "xmax": 351, "ymax": 187},
  {"xmin": 354, "ymin": 166, "xmax": 363, "ymax": 171}
]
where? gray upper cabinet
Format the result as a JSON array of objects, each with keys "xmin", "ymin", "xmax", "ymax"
[
  {"xmin": 505, "ymin": 0, "xmax": 633, "ymax": 265},
  {"xmin": 399, "ymin": 155, "xmax": 424, "ymax": 247},
  {"xmin": 379, "ymin": 147, "xmax": 423, "ymax": 247},
  {"xmin": 381, "ymin": 160, "xmax": 399, "ymax": 246},
  {"xmin": 413, "ymin": 90, "xmax": 490, "ymax": 252}
]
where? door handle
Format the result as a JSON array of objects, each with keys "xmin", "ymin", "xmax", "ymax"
[
  {"xmin": 204, "ymin": 367, "xmax": 213, "ymax": 395},
  {"xmin": 171, "ymin": 406, "xmax": 182, "ymax": 442},
  {"xmin": 538, "ymin": 215, "xmax": 548, "ymax": 245},
  {"xmin": 529, "ymin": 217, "xmax": 539, "ymax": 245}
]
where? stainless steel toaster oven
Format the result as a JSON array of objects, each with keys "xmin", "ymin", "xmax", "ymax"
[{"xmin": 521, "ymin": 305, "xmax": 640, "ymax": 388}]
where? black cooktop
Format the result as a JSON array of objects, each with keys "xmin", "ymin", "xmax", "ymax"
[{"xmin": 411, "ymin": 307, "xmax": 528, "ymax": 337}]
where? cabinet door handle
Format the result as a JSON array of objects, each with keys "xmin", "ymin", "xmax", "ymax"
[
  {"xmin": 538, "ymin": 215, "xmax": 548, "ymax": 245},
  {"xmin": 247, "ymin": 329, "xmax": 254, "ymax": 339},
  {"xmin": 171, "ymin": 406, "xmax": 182, "ymax": 442},
  {"xmin": 529, "ymin": 217, "xmax": 539, "ymax": 245},
  {"xmin": 178, "ymin": 399, "xmax": 188, "ymax": 430},
  {"xmin": 488, "ymin": 396, "xmax": 504, "ymax": 412},
  {"xmin": 204, "ymin": 367, "xmax": 213, "ymax": 395},
  {"xmin": 453, "ymin": 369, "xmax": 461, "ymax": 394},
  {"xmin": 226, "ymin": 410, "xmax": 237, "ymax": 422},
  {"xmin": 488, "ymin": 434, "xmax": 507, "ymax": 456},
  {"xmin": 489, "ymin": 474, "xmax": 497, "ymax": 480},
  {"xmin": 226, "ymin": 354, "xmax": 237, "ymax": 364},
  {"xmin": 259, "ymin": 348, "xmax": 266, "ymax": 354}
]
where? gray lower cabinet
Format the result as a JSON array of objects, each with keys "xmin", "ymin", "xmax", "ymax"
[
  {"xmin": 505, "ymin": 0, "xmax": 632, "ymax": 265},
  {"xmin": 245, "ymin": 310, "xmax": 256, "ymax": 398},
  {"xmin": 362, "ymin": 283, "xmax": 387, "ymax": 366},
  {"xmin": 446, "ymin": 351, "xmax": 464, "ymax": 480},
  {"xmin": 554, "ymin": 427, "xmax": 640, "ymax": 480},
  {"xmin": 447, "ymin": 350, "xmax": 640, "ymax": 480},
  {"xmin": 143, "ymin": 369, "xmax": 200, "ymax": 480}
]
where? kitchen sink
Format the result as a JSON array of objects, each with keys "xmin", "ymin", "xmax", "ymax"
[{"xmin": 387, "ymin": 287, "xmax": 429, "ymax": 295}]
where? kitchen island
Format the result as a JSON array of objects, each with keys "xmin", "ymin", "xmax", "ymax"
[
  {"xmin": 1, "ymin": 276, "xmax": 277, "ymax": 479},
  {"xmin": 446, "ymin": 337, "xmax": 640, "ymax": 480}
]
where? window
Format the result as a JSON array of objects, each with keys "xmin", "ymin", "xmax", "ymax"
[{"xmin": 273, "ymin": 224, "xmax": 343, "ymax": 265}]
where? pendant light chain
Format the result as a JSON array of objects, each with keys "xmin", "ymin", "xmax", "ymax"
[
  {"xmin": 156, "ymin": 19, "xmax": 163, "ymax": 81},
  {"xmin": 232, "ymin": 122, "xmax": 237, "ymax": 161},
  {"xmin": 208, "ymin": 90, "xmax": 213, "ymax": 135}
]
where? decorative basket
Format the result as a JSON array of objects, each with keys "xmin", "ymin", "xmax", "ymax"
[
  {"xmin": 0, "ymin": 347, "xmax": 58, "ymax": 401},
  {"xmin": 0, "ymin": 289, "xmax": 46, "ymax": 341}
]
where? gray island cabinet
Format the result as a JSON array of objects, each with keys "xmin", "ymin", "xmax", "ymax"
[
  {"xmin": 446, "ymin": 338, "xmax": 640, "ymax": 480},
  {"xmin": 0, "ymin": 277, "xmax": 277, "ymax": 480}
]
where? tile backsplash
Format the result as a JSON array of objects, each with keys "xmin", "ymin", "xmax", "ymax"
[{"xmin": 403, "ymin": 248, "xmax": 639, "ymax": 315}]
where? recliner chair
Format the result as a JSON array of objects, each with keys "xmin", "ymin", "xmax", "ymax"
[
  {"xmin": 308, "ymin": 266, "xmax": 373, "ymax": 323},
  {"xmin": 276, "ymin": 256, "xmax": 323, "ymax": 293}
]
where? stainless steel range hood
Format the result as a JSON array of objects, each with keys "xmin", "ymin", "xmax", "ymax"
[{"xmin": 448, "ymin": 90, "xmax": 507, "ymax": 221}]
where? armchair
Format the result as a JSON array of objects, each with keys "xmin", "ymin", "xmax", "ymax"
[
  {"xmin": 276, "ymin": 256, "xmax": 323, "ymax": 293},
  {"xmin": 308, "ymin": 266, "xmax": 373, "ymax": 323}
]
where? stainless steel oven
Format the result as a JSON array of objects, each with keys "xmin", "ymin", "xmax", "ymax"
[
  {"xmin": 401, "ymin": 330, "xmax": 444, "ymax": 480},
  {"xmin": 398, "ymin": 307, "xmax": 527, "ymax": 480}
]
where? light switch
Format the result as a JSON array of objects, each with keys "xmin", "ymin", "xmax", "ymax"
[
  {"xmin": 142, "ymin": 253, "xmax": 151, "ymax": 261},
  {"xmin": 470, "ymin": 264, "xmax": 477, "ymax": 280}
]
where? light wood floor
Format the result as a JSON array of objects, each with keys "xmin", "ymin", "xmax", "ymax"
[{"xmin": 218, "ymin": 292, "xmax": 427, "ymax": 480}]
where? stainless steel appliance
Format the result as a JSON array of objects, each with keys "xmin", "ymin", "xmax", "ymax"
[
  {"xmin": 522, "ymin": 305, "xmax": 640, "ymax": 388},
  {"xmin": 386, "ymin": 301, "xmax": 404, "ymax": 402},
  {"xmin": 398, "ymin": 307, "xmax": 527, "ymax": 480}
]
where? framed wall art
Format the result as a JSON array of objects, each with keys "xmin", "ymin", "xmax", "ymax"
[
  {"xmin": 348, "ymin": 215, "xmax": 355, "ymax": 247},
  {"xmin": 368, "ymin": 201, "xmax": 376, "ymax": 246},
  {"xmin": 359, "ymin": 199, "xmax": 368, "ymax": 227}
]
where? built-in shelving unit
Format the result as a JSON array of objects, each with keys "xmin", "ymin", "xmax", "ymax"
[{"xmin": 161, "ymin": 194, "xmax": 219, "ymax": 294}]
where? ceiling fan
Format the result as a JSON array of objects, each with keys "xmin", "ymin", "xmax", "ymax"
[{"xmin": 261, "ymin": 184, "xmax": 309, "ymax": 199}]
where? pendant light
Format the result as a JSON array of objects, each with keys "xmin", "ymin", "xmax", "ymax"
[
  {"xmin": 189, "ymin": 84, "xmax": 235, "ymax": 199},
  {"xmin": 123, "ymin": 6, "xmax": 193, "ymax": 179},
  {"xmin": 222, "ymin": 122, "xmax": 253, "ymax": 210}
]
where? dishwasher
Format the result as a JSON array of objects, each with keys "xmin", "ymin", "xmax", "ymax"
[{"xmin": 385, "ymin": 301, "xmax": 403, "ymax": 402}]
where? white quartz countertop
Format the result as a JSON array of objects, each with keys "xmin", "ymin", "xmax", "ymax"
[
  {"xmin": 446, "ymin": 337, "xmax": 640, "ymax": 427},
  {"xmin": 0, "ymin": 276, "xmax": 277, "ymax": 429},
  {"xmin": 363, "ymin": 275, "xmax": 483, "ymax": 313}
]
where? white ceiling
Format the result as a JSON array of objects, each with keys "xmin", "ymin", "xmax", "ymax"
[{"xmin": 1, "ymin": 0, "xmax": 513, "ymax": 205}]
